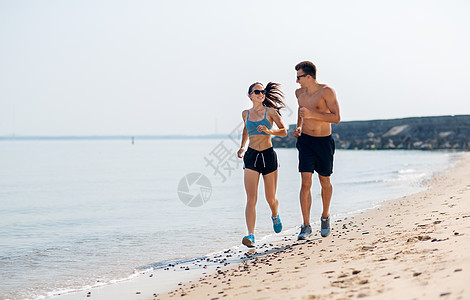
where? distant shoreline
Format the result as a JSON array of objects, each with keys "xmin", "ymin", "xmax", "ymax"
[
  {"xmin": 3, "ymin": 114, "xmax": 469, "ymax": 147},
  {"xmin": 273, "ymin": 114, "xmax": 470, "ymax": 151},
  {"xmin": 0, "ymin": 134, "xmax": 230, "ymax": 141}
]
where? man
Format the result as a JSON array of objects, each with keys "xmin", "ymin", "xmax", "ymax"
[{"xmin": 293, "ymin": 61, "xmax": 341, "ymax": 240}]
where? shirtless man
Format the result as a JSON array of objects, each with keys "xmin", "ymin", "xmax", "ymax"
[{"xmin": 293, "ymin": 61, "xmax": 341, "ymax": 240}]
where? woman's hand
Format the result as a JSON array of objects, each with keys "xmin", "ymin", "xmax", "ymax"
[
  {"xmin": 257, "ymin": 125, "xmax": 271, "ymax": 134},
  {"xmin": 237, "ymin": 148, "xmax": 245, "ymax": 158}
]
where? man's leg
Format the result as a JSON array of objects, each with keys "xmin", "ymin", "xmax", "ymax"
[
  {"xmin": 300, "ymin": 172, "xmax": 313, "ymax": 225},
  {"xmin": 318, "ymin": 174, "xmax": 332, "ymax": 218},
  {"xmin": 318, "ymin": 174, "xmax": 333, "ymax": 237}
]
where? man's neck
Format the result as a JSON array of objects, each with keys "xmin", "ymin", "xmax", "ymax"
[{"xmin": 305, "ymin": 80, "xmax": 320, "ymax": 94}]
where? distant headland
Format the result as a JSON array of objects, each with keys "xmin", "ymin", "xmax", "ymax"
[{"xmin": 272, "ymin": 115, "xmax": 470, "ymax": 150}]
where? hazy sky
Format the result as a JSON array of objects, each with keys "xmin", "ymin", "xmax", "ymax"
[{"xmin": 1, "ymin": 0, "xmax": 469, "ymax": 136}]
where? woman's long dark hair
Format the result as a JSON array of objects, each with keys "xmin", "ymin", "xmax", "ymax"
[{"xmin": 248, "ymin": 82, "xmax": 286, "ymax": 115}]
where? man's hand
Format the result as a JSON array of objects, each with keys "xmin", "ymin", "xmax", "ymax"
[
  {"xmin": 293, "ymin": 127, "xmax": 301, "ymax": 138},
  {"xmin": 299, "ymin": 107, "xmax": 314, "ymax": 119}
]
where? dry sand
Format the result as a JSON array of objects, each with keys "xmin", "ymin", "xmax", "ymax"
[{"xmin": 157, "ymin": 152, "xmax": 470, "ymax": 300}]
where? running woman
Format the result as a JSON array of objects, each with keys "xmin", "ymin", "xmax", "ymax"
[{"xmin": 237, "ymin": 82, "xmax": 287, "ymax": 248}]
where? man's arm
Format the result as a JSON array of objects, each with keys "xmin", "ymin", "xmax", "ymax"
[
  {"xmin": 299, "ymin": 87, "xmax": 341, "ymax": 124},
  {"xmin": 293, "ymin": 89, "xmax": 303, "ymax": 138}
]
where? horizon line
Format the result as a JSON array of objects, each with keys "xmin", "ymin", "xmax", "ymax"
[
  {"xmin": 1, "ymin": 114, "xmax": 468, "ymax": 140},
  {"xmin": 0, "ymin": 134, "xmax": 231, "ymax": 140}
]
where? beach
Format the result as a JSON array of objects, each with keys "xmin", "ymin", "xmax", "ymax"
[
  {"xmin": 155, "ymin": 152, "xmax": 470, "ymax": 299},
  {"xmin": 160, "ymin": 152, "xmax": 470, "ymax": 300},
  {"xmin": 52, "ymin": 152, "xmax": 470, "ymax": 300}
]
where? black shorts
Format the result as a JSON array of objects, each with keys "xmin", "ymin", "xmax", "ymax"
[
  {"xmin": 296, "ymin": 134, "xmax": 335, "ymax": 176},
  {"xmin": 243, "ymin": 147, "xmax": 278, "ymax": 175}
]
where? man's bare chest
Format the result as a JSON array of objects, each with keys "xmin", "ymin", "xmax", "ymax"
[{"xmin": 299, "ymin": 93, "xmax": 326, "ymax": 111}]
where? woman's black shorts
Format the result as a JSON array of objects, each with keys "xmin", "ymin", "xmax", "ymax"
[{"xmin": 243, "ymin": 147, "xmax": 278, "ymax": 175}]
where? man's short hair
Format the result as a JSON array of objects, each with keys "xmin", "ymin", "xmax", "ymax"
[{"xmin": 295, "ymin": 61, "xmax": 317, "ymax": 79}]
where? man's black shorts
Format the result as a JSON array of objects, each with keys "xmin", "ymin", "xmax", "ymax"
[
  {"xmin": 243, "ymin": 147, "xmax": 278, "ymax": 175},
  {"xmin": 296, "ymin": 134, "xmax": 335, "ymax": 176}
]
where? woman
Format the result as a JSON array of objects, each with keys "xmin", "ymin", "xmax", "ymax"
[{"xmin": 237, "ymin": 82, "xmax": 287, "ymax": 248}]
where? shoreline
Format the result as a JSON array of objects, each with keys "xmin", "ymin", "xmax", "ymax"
[
  {"xmin": 51, "ymin": 152, "xmax": 470, "ymax": 299},
  {"xmin": 159, "ymin": 151, "xmax": 470, "ymax": 299}
]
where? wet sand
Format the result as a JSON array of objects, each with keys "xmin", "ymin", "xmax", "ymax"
[{"xmin": 157, "ymin": 152, "xmax": 470, "ymax": 299}]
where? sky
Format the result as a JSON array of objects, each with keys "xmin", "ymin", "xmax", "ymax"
[{"xmin": 1, "ymin": 0, "xmax": 469, "ymax": 136}]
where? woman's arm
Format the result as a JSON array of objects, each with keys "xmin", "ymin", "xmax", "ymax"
[
  {"xmin": 257, "ymin": 108, "xmax": 287, "ymax": 137},
  {"xmin": 237, "ymin": 110, "xmax": 249, "ymax": 158}
]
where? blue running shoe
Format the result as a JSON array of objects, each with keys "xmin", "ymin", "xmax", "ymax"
[
  {"xmin": 298, "ymin": 224, "xmax": 312, "ymax": 240},
  {"xmin": 272, "ymin": 214, "xmax": 282, "ymax": 233},
  {"xmin": 321, "ymin": 216, "xmax": 331, "ymax": 237},
  {"xmin": 242, "ymin": 233, "xmax": 255, "ymax": 248}
]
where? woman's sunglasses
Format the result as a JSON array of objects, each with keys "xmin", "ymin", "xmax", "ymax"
[{"xmin": 250, "ymin": 89, "xmax": 266, "ymax": 95}]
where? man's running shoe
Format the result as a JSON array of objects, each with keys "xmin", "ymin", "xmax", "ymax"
[
  {"xmin": 242, "ymin": 233, "xmax": 255, "ymax": 248},
  {"xmin": 321, "ymin": 216, "xmax": 331, "ymax": 237},
  {"xmin": 297, "ymin": 224, "xmax": 312, "ymax": 240},
  {"xmin": 272, "ymin": 214, "xmax": 282, "ymax": 233}
]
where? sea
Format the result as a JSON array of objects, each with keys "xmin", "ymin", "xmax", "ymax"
[{"xmin": 0, "ymin": 138, "xmax": 460, "ymax": 299}]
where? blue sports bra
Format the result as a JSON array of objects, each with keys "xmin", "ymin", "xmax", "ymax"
[{"xmin": 246, "ymin": 108, "xmax": 273, "ymax": 136}]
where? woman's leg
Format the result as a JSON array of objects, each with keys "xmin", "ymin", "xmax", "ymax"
[
  {"xmin": 263, "ymin": 169, "xmax": 279, "ymax": 218},
  {"xmin": 244, "ymin": 168, "xmax": 260, "ymax": 234}
]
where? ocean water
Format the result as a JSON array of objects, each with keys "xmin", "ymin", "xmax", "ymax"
[{"xmin": 0, "ymin": 138, "xmax": 459, "ymax": 299}]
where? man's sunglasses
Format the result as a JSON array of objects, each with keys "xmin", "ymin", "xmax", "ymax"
[
  {"xmin": 297, "ymin": 74, "xmax": 308, "ymax": 80},
  {"xmin": 250, "ymin": 90, "xmax": 266, "ymax": 95}
]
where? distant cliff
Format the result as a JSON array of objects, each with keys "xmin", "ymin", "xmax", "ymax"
[{"xmin": 272, "ymin": 115, "xmax": 470, "ymax": 150}]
